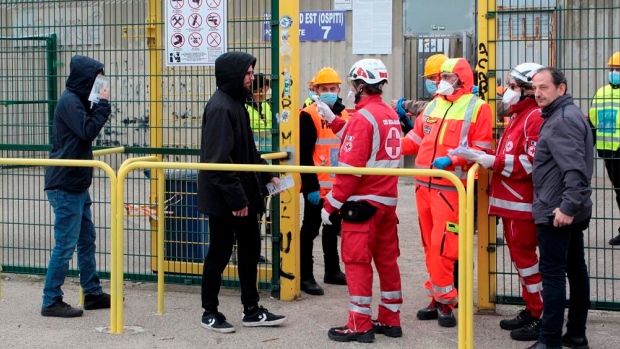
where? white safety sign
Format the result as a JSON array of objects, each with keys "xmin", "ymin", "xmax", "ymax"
[{"xmin": 165, "ymin": 0, "xmax": 227, "ymax": 67}]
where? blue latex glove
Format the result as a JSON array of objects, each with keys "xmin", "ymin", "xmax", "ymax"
[
  {"xmin": 432, "ymin": 156, "xmax": 452, "ymax": 169},
  {"xmin": 307, "ymin": 191, "xmax": 321, "ymax": 206},
  {"xmin": 396, "ymin": 98, "xmax": 414, "ymax": 128}
]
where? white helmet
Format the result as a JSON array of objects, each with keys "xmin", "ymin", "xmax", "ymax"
[
  {"xmin": 508, "ymin": 62, "xmax": 544, "ymax": 83},
  {"xmin": 348, "ymin": 59, "xmax": 389, "ymax": 85}
]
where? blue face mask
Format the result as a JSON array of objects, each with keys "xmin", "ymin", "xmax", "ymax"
[
  {"xmin": 319, "ymin": 92, "xmax": 338, "ymax": 107},
  {"xmin": 308, "ymin": 90, "xmax": 316, "ymax": 99},
  {"xmin": 609, "ymin": 71, "xmax": 620, "ymax": 85},
  {"xmin": 425, "ymin": 79, "xmax": 438, "ymax": 95}
]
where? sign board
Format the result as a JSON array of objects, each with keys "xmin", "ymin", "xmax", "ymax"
[
  {"xmin": 165, "ymin": 0, "xmax": 227, "ymax": 67},
  {"xmin": 334, "ymin": 0, "xmax": 352, "ymax": 10},
  {"xmin": 299, "ymin": 11, "xmax": 345, "ymax": 42},
  {"xmin": 263, "ymin": 12, "xmax": 271, "ymax": 41},
  {"xmin": 352, "ymin": 0, "xmax": 392, "ymax": 54}
]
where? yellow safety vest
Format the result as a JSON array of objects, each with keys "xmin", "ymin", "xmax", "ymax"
[
  {"xmin": 589, "ymin": 85, "xmax": 620, "ymax": 151},
  {"xmin": 246, "ymin": 101, "xmax": 272, "ymax": 152}
]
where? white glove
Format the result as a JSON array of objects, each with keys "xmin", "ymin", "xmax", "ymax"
[
  {"xmin": 321, "ymin": 208, "xmax": 333, "ymax": 225},
  {"xmin": 474, "ymin": 154, "xmax": 496, "ymax": 169},
  {"xmin": 312, "ymin": 95, "xmax": 336, "ymax": 123}
]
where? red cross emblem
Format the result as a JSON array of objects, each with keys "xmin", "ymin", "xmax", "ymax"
[{"xmin": 386, "ymin": 127, "xmax": 401, "ymax": 158}]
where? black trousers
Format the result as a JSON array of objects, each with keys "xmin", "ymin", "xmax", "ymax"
[
  {"xmin": 201, "ymin": 215, "xmax": 261, "ymax": 312},
  {"xmin": 300, "ymin": 197, "xmax": 341, "ymax": 281},
  {"xmin": 599, "ymin": 149, "xmax": 620, "ymax": 208}
]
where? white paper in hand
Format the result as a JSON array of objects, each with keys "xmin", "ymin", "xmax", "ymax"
[
  {"xmin": 448, "ymin": 146, "xmax": 485, "ymax": 161},
  {"xmin": 88, "ymin": 75, "xmax": 110, "ymax": 104},
  {"xmin": 265, "ymin": 175, "xmax": 294, "ymax": 196}
]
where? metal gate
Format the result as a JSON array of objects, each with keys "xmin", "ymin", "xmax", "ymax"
[
  {"xmin": 477, "ymin": 0, "xmax": 620, "ymax": 311},
  {"xmin": 0, "ymin": 0, "xmax": 279, "ymax": 291}
]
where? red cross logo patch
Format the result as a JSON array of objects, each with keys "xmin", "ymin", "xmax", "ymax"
[{"xmin": 385, "ymin": 127, "xmax": 401, "ymax": 158}]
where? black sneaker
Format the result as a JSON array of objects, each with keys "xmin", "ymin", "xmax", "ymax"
[
  {"xmin": 242, "ymin": 306, "xmax": 287, "ymax": 327},
  {"xmin": 437, "ymin": 303, "xmax": 457, "ymax": 328},
  {"xmin": 41, "ymin": 299, "xmax": 83, "ymax": 318},
  {"xmin": 328, "ymin": 326, "xmax": 375, "ymax": 343},
  {"xmin": 500, "ymin": 309, "xmax": 533, "ymax": 330},
  {"xmin": 371, "ymin": 320, "xmax": 403, "ymax": 338},
  {"xmin": 510, "ymin": 317, "xmax": 541, "ymax": 341},
  {"xmin": 201, "ymin": 311, "xmax": 235, "ymax": 333},
  {"xmin": 417, "ymin": 299, "xmax": 438, "ymax": 320},
  {"xmin": 84, "ymin": 293, "xmax": 111, "ymax": 310},
  {"xmin": 561, "ymin": 333, "xmax": 590, "ymax": 349}
]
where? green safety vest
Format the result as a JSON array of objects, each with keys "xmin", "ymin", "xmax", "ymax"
[
  {"xmin": 589, "ymin": 85, "xmax": 620, "ymax": 151},
  {"xmin": 246, "ymin": 101, "xmax": 273, "ymax": 152}
]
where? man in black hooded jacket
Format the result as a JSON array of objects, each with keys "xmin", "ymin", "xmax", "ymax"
[
  {"xmin": 198, "ymin": 51, "xmax": 286, "ymax": 333},
  {"xmin": 42, "ymin": 55, "xmax": 111, "ymax": 318}
]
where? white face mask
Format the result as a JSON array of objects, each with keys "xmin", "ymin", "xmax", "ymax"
[
  {"xmin": 502, "ymin": 88, "xmax": 521, "ymax": 106},
  {"xmin": 346, "ymin": 90, "xmax": 356, "ymax": 104},
  {"xmin": 436, "ymin": 79, "xmax": 456, "ymax": 95}
]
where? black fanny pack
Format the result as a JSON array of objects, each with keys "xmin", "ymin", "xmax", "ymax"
[{"xmin": 341, "ymin": 201, "xmax": 377, "ymax": 222}]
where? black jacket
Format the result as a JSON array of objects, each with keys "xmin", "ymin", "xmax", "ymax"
[
  {"xmin": 44, "ymin": 55, "xmax": 110, "ymax": 192},
  {"xmin": 299, "ymin": 99, "xmax": 346, "ymax": 196},
  {"xmin": 532, "ymin": 94, "xmax": 593, "ymax": 224},
  {"xmin": 197, "ymin": 52, "xmax": 275, "ymax": 217}
]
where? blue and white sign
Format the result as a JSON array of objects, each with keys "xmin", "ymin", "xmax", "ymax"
[{"xmin": 299, "ymin": 11, "xmax": 346, "ymax": 42}]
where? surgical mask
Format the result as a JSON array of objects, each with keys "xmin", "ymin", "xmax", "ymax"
[
  {"xmin": 425, "ymin": 79, "xmax": 438, "ymax": 95},
  {"xmin": 308, "ymin": 90, "xmax": 317, "ymax": 99},
  {"xmin": 472, "ymin": 85, "xmax": 479, "ymax": 95},
  {"xmin": 609, "ymin": 71, "xmax": 620, "ymax": 85},
  {"xmin": 502, "ymin": 88, "xmax": 521, "ymax": 106},
  {"xmin": 266, "ymin": 88, "xmax": 272, "ymax": 99},
  {"xmin": 319, "ymin": 92, "xmax": 338, "ymax": 107},
  {"xmin": 346, "ymin": 90, "xmax": 356, "ymax": 104},
  {"xmin": 436, "ymin": 79, "xmax": 456, "ymax": 95}
]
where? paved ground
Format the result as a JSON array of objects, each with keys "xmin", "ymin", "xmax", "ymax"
[{"xmin": 1, "ymin": 177, "xmax": 620, "ymax": 348}]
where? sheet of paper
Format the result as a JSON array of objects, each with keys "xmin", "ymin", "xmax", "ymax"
[
  {"xmin": 448, "ymin": 146, "xmax": 485, "ymax": 160},
  {"xmin": 88, "ymin": 74, "xmax": 110, "ymax": 104},
  {"xmin": 266, "ymin": 175, "xmax": 294, "ymax": 196}
]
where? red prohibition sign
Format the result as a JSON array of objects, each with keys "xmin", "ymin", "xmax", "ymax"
[
  {"xmin": 206, "ymin": 0, "xmax": 221, "ymax": 9},
  {"xmin": 189, "ymin": 32, "xmax": 203, "ymax": 47},
  {"xmin": 206, "ymin": 13, "xmax": 221, "ymax": 28},
  {"xmin": 169, "ymin": 0, "xmax": 184, "ymax": 10},
  {"xmin": 170, "ymin": 14, "xmax": 184, "ymax": 28},
  {"xmin": 188, "ymin": 13, "xmax": 202, "ymax": 28},
  {"xmin": 207, "ymin": 32, "xmax": 221, "ymax": 47},
  {"xmin": 171, "ymin": 33, "xmax": 185, "ymax": 47},
  {"xmin": 188, "ymin": 0, "xmax": 201, "ymax": 9}
]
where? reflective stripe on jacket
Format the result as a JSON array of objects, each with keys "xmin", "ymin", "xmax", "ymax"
[
  {"xmin": 246, "ymin": 101, "xmax": 272, "ymax": 152},
  {"xmin": 303, "ymin": 103, "xmax": 350, "ymax": 197},
  {"xmin": 589, "ymin": 84, "xmax": 620, "ymax": 151}
]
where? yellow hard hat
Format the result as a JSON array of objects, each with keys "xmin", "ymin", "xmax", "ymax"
[
  {"xmin": 308, "ymin": 76, "xmax": 315, "ymax": 86},
  {"xmin": 422, "ymin": 54, "xmax": 449, "ymax": 77},
  {"xmin": 313, "ymin": 67, "xmax": 342, "ymax": 85},
  {"xmin": 608, "ymin": 52, "xmax": 620, "ymax": 67}
]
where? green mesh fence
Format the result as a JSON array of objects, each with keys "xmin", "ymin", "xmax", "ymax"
[
  {"xmin": 0, "ymin": 0, "xmax": 279, "ymax": 292},
  {"xmin": 486, "ymin": 0, "xmax": 620, "ymax": 310}
]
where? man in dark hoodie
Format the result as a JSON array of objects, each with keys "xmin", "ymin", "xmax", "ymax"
[
  {"xmin": 528, "ymin": 67, "xmax": 593, "ymax": 349},
  {"xmin": 42, "ymin": 55, "xmax": 111, "ymax": 318},
  {"xmin": 198, "ymin": 51, "xmax": 286, "ymax": 333}
]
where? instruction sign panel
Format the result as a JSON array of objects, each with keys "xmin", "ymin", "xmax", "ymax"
[
  {"xmin": 299, "ymin": 11, "xmax": 346, "ymax": 41},
  {"xmin": 165, "ymin": 0, "xmax": 227, "ymax": 67},
  {"xmin": 352, "ymin": 0, "xmax": 392, "ymax": 54}
]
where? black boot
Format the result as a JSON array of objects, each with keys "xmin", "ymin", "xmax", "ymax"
[
  {"xmin": 416, "ymin": 299, "xmax": 438, "ymax": 320},
  {"xmin": 301, "ymin": 278, "xmax": 324, "ymax": 296},
  {"xmin": 510, "ymin": 317, "xmax": 541, "ymax": 341},
  {"xmin": 324, "ymin": 270, "xmax": 347, "ymax": 285},
  {"xmin": 610, "ymin": 227, "xmax": 620, "ymax": 246},
  {"xmin": 500, "ymin": 309, "xmax": 534, "ymax": 330},
  {"xmin": 437, "ymin": 303, "xmax": 457, "ymax": 328},
  {"xmin": 561, "ymin": 333, "xmax": 590, "ymax": 349}
]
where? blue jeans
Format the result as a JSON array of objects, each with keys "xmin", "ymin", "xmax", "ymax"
[
  {"xmin": 537, "ymin": 219, "xmax": 590, "ymax": 347},
  {"xmin": 43, "ymin": 189, "xmax": 103, "ymax": 307}
]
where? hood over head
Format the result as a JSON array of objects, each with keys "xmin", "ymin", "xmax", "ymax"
[
  {"xmin": 65, "ymin": 55, "xmax": 105, "ymax": 99},
  {"xmin": 215, "ymin": 51, "xmax": 257, "ymax": 101},
  {"xmin": 439, "ymin": 58, "xmax": 474, "ymax": 102}
]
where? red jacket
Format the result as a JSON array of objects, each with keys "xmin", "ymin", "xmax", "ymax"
[
  {"xmin": 324, "ymin": 95, "xmax": 402, "ymax": 213},
  {"xmin": 488, "ymin": 97, "xmax": 543, "ymax": 220}
]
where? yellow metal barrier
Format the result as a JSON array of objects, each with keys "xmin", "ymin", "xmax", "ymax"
[
  {"xmin": 92, "ymin": 147, "xmax": 126, "ymax": 157},
  {"xmin": 260, "ymin": 151, "xmax": 289, "ymax": 161},
  {"xmin": 0, "ymin": 158, "xmax": 117, "ymax": 320},
  {"xmin": 465, "ymin": 164, "xmax": 481, "ymax": 349},
  {"xmin": 113, "ymin": 161, "xmax": 472, "ymax": 346}
]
